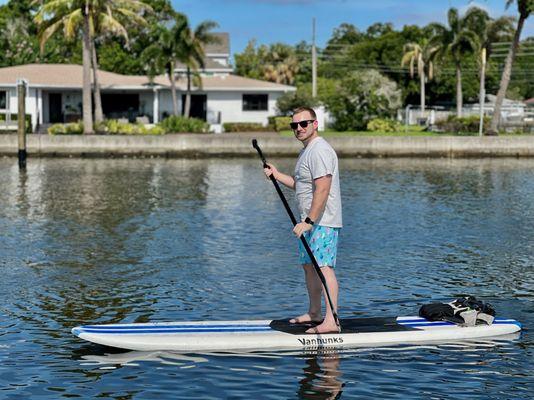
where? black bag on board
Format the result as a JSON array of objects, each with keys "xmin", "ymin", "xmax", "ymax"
[{"xmin": 419, "ymin": 296, "xmax": 496, "ymax": 326}]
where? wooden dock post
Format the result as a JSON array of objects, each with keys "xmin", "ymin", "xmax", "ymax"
[{"xmin": 17, "ymin": 79, "xmax": 27, "ymax": 169}]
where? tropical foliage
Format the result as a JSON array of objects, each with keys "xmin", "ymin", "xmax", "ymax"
[
  {"xmin": 0, "ymin": 0, "xmax": 532, "ymax": 134},
  {"xmin": 401, "ymin": 40, "xmax": 439, "ymax": 112},
  {"xmin": 33, "ymin": 0, "xmax": 153, "ymax": 133},
  {"xmin": 158, "ymin": 115, "xmax": 208, "ymax": 133},
  {"xmin": 235, "ymin": 40, "xmax": 299, "ymax": 85},
  {"xmin": 489, "ymin": 0, "xmax": 533, "ymax": 134},
  {"xmin": 323, "ymin": 70, "xmax": 402, "ymax": 131}
]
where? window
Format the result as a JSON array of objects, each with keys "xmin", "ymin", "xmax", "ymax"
[
  {"xmin": 0, "ymin": 91, "xmax": 6, "ymax": 110},
  {"xmin": 242, "ymin": 94, "xmax": 268, "ymax": 111}
]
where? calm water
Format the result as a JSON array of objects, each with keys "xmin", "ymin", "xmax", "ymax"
[{"xmin": 0, "ymin": 156, "xmax": 533, "ymax": 399}]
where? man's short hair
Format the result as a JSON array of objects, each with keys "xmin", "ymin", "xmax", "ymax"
[{"xmin": 292, "ymin": 107, "xmax": 317, "ymax": 119}]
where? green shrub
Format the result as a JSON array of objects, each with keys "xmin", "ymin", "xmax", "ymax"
[
  {"xmin": 95, "ymin": 120, "xmax": 166, "ymax": 135},
  {"xmin": 273, "ymin": 116, "xmax": 292, "ymax": 132},
  {"xmin": 223, "ymin": 122, "xmax": 272, "ymax": 132},
  {"xmin": 48, "ymin": 121, "xmax": 83, "ymax": 135},
  {"xmin": 158, "ymin": 115, "xmax": 208, "ymax": 133},
  {"xmin": 435, "ymin": 115, "xmax": 489, "ymax": 134},
  {"xmin": 146, "ymin": 125, "xmax": 166, "ymax": 135},
  {"xmin": 367, "ymin": 118, "xmax": 400, "ymax": 132},
  {"xmin": 324, "ymin": 70, "xmax": 402, "ymax": 131},
  {"xmin": 275, "ymin": 91, "xmax": 320, "ymax": 115}
]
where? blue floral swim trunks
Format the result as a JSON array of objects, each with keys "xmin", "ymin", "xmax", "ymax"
[{"xmin": 298, "ymin": 225, "xmax": 340, "ymax": 267}]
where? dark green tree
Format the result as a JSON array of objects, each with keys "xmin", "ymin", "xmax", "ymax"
[
  {"xmin": 489, "ymin": 0, "xmax": 533, "ymax": 133},
  {"xmin": 430, "ymin": 7, "xmax": 481, "ymax": 117}
]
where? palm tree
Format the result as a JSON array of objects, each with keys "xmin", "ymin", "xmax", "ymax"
[
  {"xmin": 430, "ymin": 7, "xmax": 480, "ymax": 117},
  {"xmin": 34, "ymin": 0, "xmax": 151, "ymax": 132},
  {"xmin": 177, "ymin": 19, "xmax": 219, "ymax": 118},
  {"xmin": 263, "ymin": 43, "xmax": 300, "ymax": 85},
  {"xmin": 463, "ymin": 7, "xmax": 515, "ymax": 135},
  {"xmin": 34, "ymin": 0, "xmax": 93, "ymax": 133},
  {"xmin": 89, "ymin": 1, "xmax": 152, "ymax": 124},
  {"xmin": 488, "ymin": 0, "xmax": 533, "ymax": 134},
  {"xmin": 401, "ymin": 40, "xmax": 439, "ymax": 113},
  {"xmin": 142, "ymin": 13, "xmax": 188, "ymax": 117}
]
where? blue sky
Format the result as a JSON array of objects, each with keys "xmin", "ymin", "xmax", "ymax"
[
  {"xmin": 0, "ymin": 0, "xmax": 531, "ymax": 57},
  {"xmin": 175, "ymin": 0, "xmax": 533, "ymax": 57}
]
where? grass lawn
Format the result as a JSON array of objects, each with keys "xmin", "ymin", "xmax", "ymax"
[
  {"xmin": 279, "ymin": 126, "xmax": 447, "ymax": 137},
  {"xmin": 278, "ymin": 127, "xmax": 533, "ymax": 137}
]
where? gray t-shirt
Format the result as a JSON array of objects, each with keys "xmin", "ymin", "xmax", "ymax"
[{"xmin": 294, "ymin": 137, "xmax": 342, "ymax": 228}]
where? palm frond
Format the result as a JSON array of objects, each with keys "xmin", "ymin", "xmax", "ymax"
[
  {"xmin": 98, "ymin": 13, "xmax": 129, "ymax": 41},
  {"xmin": 65, "ymin": 9, "xmax": 82, "ymax": 39}
]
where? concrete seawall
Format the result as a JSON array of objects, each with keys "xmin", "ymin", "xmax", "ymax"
[{"xmin": 1, "ymin": 133, "xmax": 534, "ymax": 158}]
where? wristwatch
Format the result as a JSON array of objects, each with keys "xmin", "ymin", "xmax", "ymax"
[{"xmin": 304, "ymin": 217, "xmax": 315, "ymax": 225}]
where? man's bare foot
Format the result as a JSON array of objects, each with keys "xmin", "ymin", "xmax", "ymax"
[
  {"xmin": 289, "ymin": 313, "xmax": 323, "ymax": 324},
  {"xmin": 305, "ymin": 321, "xmax": 340, "ymax": 334}
]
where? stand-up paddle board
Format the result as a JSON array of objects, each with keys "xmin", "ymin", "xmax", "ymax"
[{"xmin": 72, "ymin": 316, "xmax": 521, "ymax": 352}]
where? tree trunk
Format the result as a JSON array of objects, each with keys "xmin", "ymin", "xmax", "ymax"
[
  {"xmin": 488, "ymin": 15, "xmax": 525, "ymax": 135},
  {"xmin": 420, "ymin": 71, "xmax": 426, "ymax": 113},
  {"xmin": 479, "ymin": 48, "xmax": 487, "ymax": 136},
  {"xmin": 91, "ymin": 40, "xmax": 104, "ymax": 125},
  {"xmin": 456, "ymin": 63, "xmax": 462, "ymax": 118},
  {"xmin": 168, "ymin": 62, "xmax": 178, "ymax": 116},
  {"xmin": 184, "ymin": 66, "xmax": 191, "ymax": 118},
  {"xmin": 82, "ymin": 4, "xmax": 93, "ymax": 134}
]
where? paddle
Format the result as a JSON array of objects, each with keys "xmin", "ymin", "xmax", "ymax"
[{"xmin": 252, "ymin": 139, "xmax": 340, "ymax": 331}]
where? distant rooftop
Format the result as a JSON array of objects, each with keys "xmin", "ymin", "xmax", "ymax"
[
  {"xmin": 174, "ymin": 57, "xmax": 232, "ymax": 72},
  {"xmin": 205, "ymin": 33, "xmax": 230, "ymax": 55},
  {"xmin": 0, "ymin": 63, "xmax": 295, "ymax": 92}
]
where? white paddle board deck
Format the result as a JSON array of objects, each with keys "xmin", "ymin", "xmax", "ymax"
[{"xmin": 72, "ymin": 316, "xmax": 522, "ymax": 352}]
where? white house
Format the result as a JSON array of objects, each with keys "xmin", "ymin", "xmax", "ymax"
[{"xmin": 0, "ymin": 34, "xmax": 295, "ymax": 132}]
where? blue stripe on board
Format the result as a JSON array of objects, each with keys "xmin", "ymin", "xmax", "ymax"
[
  {"xmin": 397, "ymin": 318, "xmax": 516, "ymax": 324},
  {"xmin": 82, "ymin": 323, "xmax": 270, "ymax": 330},
  {"xmin": 399, "ymin": 322, "xmax": 455, "ymax": 327},
  {"xmin": 399, "ymin": 320, "xmax": 519, "ymax": 327},
  {"xmin": 78, "ymin": 327, "xmax": 274, "ymax": 334}
]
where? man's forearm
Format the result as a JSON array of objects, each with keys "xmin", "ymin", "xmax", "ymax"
[
  {"xmin": 307, "ymin": 176, "xmax": 332, "ymax": 222},
  {"xmin": 274, "ymin": 172, "xmax": 295, "ymax": 189},
  {"xmin": 307, "ymin": 187, "xmax": 329, "ymax": 221}
]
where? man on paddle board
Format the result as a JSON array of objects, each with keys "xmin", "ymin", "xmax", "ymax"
[{"xmin": 264, "ymin": 107, "xmax": 342, "ymax": 334}]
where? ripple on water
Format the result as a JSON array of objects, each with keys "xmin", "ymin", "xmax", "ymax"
[{"xmin": 0, "ymin": 158, "xmax": 533, "ymax": 399}]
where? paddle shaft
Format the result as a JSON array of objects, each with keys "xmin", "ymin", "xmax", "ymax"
[{"xmin": 252, "ymin": 139, "xmax": 340, "ymax": 329}]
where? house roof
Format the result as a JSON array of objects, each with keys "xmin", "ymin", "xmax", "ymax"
[
  {"xmin": 174, "ymin": 57, "xmax": 232, "ymax": 72},
  {"xmin": 0, "ymin": 63, "xmax": 295, "ymax": 92},
  {"xmin": 188, "ymin": 74, "xmax": 295, "ymax": 91},
  {"xmin": 205, "ymin": 33, "xmax": 230, "ymax": 55},
  {"xmin": 0, "ymin": 63, "xmax": 154, "ymax": 89},
  {"xmin": 525, "ymin": 98, "xmax": 534, "ymax": 105}
]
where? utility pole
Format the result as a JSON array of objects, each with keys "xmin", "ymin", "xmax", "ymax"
[
  {"xmin": 478, "ymin": 48, "xmax": 486, "ymax": 136},
  {"xmin": 312, "ymin": 17, "xmax": 317, "ymax": 98},
  {"xmin": 17, "ymin": 79, "xmax": 27, "ymax": 169}
]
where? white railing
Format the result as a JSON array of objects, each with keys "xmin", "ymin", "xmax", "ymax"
[
  {"xmin": 0, "ymin": 111, "xmax": 18, "ymax": 130},
  {"xmin": 401, "ymin": 104, "xmax": 533, "ymax": 131}
]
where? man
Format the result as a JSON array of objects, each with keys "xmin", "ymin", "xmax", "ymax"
[{"xmin": 264, "ymin": 107, "xmax": 342, "ymax": 334}]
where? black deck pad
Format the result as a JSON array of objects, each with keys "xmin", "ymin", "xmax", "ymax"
[{"xmin": 270, "ymin": 317, "xmax": 417, "ymax": 335}]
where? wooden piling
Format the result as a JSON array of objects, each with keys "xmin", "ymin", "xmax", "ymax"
[{"xmin": 17, "ymin": 79, "xmax": 27, "ymax": 169}]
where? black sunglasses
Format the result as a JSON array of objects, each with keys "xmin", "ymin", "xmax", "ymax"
[{"xmin": 290, "ymin": 120, "xmax": 315, "ymax": 130}]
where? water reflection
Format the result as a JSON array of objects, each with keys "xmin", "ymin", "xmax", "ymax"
[
  {"xmin": 80, "ymin": 349, "xmax": 208, "ymax": 368},
  {"xmin": 298, "ymin": 349, "xmax": 344, "ymax": 400},
  {"xmin": 1, "ymin": 157, "xmax": 532, "ymax": 399}
]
